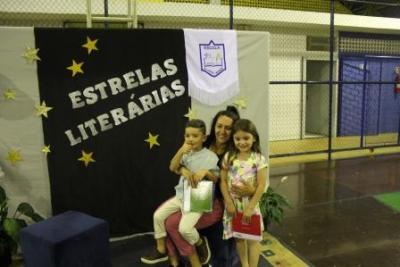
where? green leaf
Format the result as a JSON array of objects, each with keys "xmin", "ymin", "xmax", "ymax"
[
  {"xmin": 0, "ymin": 205, "xmax": 8, "ymax": 222},
  {"xmin": 0, "ymin": 186, "xmax": 6, "ymax": 204},
  {"xmin": 259, "ymin": 188, "xmax": 292, "ymax": 226},
  {"xmin": 16, "ymin": 203, "xmax": 35, "ymax": 218},
  {"xmin": 3, "ymin": 218, "xmax": 23, "ymax": 244},
  {"xmin": 31, "ymin": 213, "xmax": 45, "ymax": 222}
]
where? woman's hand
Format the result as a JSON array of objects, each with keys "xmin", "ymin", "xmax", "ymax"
[
  {"xmin": 181, "ymin": 167, "xmax": 193, "ymax": 180},
  {"xmin": 192, "ymin": 169, "xmax": 208, "ymax": 187},
  {"xmin": 231, "ymin": 180, "xmax": 255, "ymax": 197},
  {"xmin": 226, "ymin": 199, "xmax": 236, "ymax": 216}
]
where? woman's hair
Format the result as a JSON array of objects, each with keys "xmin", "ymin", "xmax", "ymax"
[
  {"xmin": 186, "ymin": 119, "xmax": 206, "ymax": 135},
  {"xmin": 227, "ymin": 119, "xmax": 261, "ymax": 164},
  {"xmin": 205, "ymin": 105, "xmax": 240, "ymax": 147}
]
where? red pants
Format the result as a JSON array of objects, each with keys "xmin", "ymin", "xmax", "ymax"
[{"xmin": 165, "ymin": 198, "xmax": 224, "ymax": 257}]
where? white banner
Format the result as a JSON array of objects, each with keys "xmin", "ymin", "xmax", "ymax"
[{"xmin": 184, "ymin": 29, "xmax": 239, "ymax": 106}]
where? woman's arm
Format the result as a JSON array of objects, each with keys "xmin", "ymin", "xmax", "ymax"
[
  {"xmin": 243, "ymin": 167, "xmax": 267, "ymax": 221},
  {"xmin": 192, "ymin": 169, "xmax": 219, "ymax": 183},
  {"xmin": 231, "ymin": 179, "xmax": 256, "ymax": 197}
]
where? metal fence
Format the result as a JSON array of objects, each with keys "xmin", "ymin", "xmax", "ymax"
[{"xmin": 1, "ymin": 0, "xmax": 400, "ymax": 160}]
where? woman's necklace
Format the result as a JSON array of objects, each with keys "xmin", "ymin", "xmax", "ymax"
[{"xmin": 211, "ymin": 142, "xmax": 226, "ymax": 156}]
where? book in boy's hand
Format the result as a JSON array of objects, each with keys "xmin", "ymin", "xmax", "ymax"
[
  {"xmin": 232, "ymin": 212, "xmax": 262, "ymax": 241},
  {"xmin": 183, "ymin": 180, "xmax": 213, "ymax": 213}
]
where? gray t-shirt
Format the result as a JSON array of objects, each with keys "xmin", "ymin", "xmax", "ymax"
[{"xmin": 175, "ymin": 147, "xmax": 219, "ymax": 200}]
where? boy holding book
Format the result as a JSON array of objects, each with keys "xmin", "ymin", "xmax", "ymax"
[{"xmin": 141, "ymin": 119, "xmax": 219, "ymax": 267}]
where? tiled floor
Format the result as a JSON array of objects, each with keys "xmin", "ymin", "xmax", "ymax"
[
  {"xmin": 15, "ymin": 154, "xmax": 398, "ymax": 267},
  {"xmin": 269, "ymin": 154, "xmax": 400, "ymax": 266},
  {"xmin": 109, "ymin": 154, "xmax": 400, "ymax": 266},
  {"xmin": 109, "ymin": 153, "xmax": 400, "ymax": 267}
]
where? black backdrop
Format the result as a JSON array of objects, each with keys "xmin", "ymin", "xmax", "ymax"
[{"xmin": 35, "ymin": 28, "xmax": 190, "ymax": 236}]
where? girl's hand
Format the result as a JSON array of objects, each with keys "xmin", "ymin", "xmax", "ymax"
[
  {"xmin": 242, "ymin": 206, "xmax": 254, "ymax": 224},
  {"xmin": 226, "ymin": 200, "xmax": 236, "ymax": 216},
  {"xmin": 231, "ymin": 180, "xmax": 255, "ymax": 197},
  {"xmin": 180, "ymin": 143, "xmax": 192, "ymax": 154}
]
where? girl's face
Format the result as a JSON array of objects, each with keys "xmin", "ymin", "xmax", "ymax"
[
  {"xmin": 184, "ymin": 127, "xmax": 206, "ymax": 151},
  {"xmin": 214, "ymin": 115, "xmax": 234, "ymax": 145},
  {"xmin": 233, "ymin": 130, "xmax": 255, "ymax": 153}
]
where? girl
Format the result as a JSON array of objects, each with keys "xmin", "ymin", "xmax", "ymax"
[{"xmin": 220, "ymin": 119, "xmax": 268, "ymax": 267}]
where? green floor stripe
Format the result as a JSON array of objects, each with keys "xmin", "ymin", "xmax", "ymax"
[{"xmin": 374, "ymin": 191, "xmax": 400, "ymax": 212}]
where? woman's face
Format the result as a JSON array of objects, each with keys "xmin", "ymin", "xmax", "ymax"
[{"xmin": 214, "ymin": 115, "xmax": 234, "ymax": 145}]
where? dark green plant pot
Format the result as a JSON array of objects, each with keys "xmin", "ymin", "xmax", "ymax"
[
  {"xmin": 0, "ymin": 242, "xmax": 11, "ymax": 267},
  {"xmin": 0, "ymin": 247, "xmax": 12, "ymax": 267},
  {"xmin": 0, "ymin": 230, "xmax": 12, "ymax": 267},
  {"xmin": 263, "ymin": 218, "xmax": 273, "ymax": 232}
]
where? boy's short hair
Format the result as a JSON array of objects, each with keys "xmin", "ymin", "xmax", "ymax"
[{"xmin": 186, "ymin": 119, "xmax": 206, "ymax": 135}]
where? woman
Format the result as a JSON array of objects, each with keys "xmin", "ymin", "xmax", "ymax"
[{"xmin": 165, "ymin": 106, "xmax": 255, "ymax": 267}]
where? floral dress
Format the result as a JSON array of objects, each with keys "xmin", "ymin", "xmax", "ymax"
[{"xmin": 222, "ymin": 152, "xmax": 268, "ymax": 240}]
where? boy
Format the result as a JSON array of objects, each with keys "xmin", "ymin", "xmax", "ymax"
[{"xmin": 141, "ymin": 119, "xmax": 219, "ymax": 267}]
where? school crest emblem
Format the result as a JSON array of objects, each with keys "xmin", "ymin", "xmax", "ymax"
[{"xmin": 199, "ymin": 40, "xmax": 226, "ymax": 77}]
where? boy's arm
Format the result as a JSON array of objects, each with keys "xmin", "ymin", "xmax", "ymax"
[
  {"xmin": 192, "ymin": 154, "xmax": 220, "ymax": 183},
  {"xmin": 169, "ymin": 143, "xmax": 192, "ymax": 173}
]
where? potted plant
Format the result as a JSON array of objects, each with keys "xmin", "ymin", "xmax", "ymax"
[
  {"xmin": 0, "ymin": 185, "xmax": 44, "ymax": 266},
  {"xmin": 260, "ymin": 176, "xmax": 291, "ymax": 228}
]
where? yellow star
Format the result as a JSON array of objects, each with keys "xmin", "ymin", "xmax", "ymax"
[
  {"xmin": 35, "ymin": 101, "xmax": 53, "ymax": 118},
  {"xmin": 66, "ymin": 60, "xmax": 84, "ymax": 77},
  {"xmin": 4, "ymin": 89, "xmax": 16, "ymax": 100},
  {"xmin": 234, "ymin": 97, "xmax": 247, "ymax": 110},
  {"xmin": 22, "ymin": 46, "xmax": 41, "ymax": 63},
  {"xmin": 7, "ymin": 149, "xmax": 22, "ymax": 166},
  {"xmin": 184, "ymin": 107, "xmax": 197, "ymax": 121},
  {"xmin": 82, "ymin": 37, "xmax": 99, "ymax": 55},
  {"xmin": 78, "ymin": 150, "xmax": 95, "ymax": 167},
  {"xmin": 42, "ymin": 145, "xmax": 51, "ymax": 155},
  {"xmin": 145, "ymin": 132, "xmax": 160, "ymax": 149}
]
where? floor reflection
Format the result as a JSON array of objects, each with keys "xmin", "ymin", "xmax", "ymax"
[{"xmin": 269, "ymin": 154, "xmax": 400, "ymax": 266}]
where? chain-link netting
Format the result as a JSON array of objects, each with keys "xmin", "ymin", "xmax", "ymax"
[{"xmin": 1, "ymin": 0, "xmax": 400, "ymax": 159}]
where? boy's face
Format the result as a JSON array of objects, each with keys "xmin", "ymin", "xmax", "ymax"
[{"xmin": 184, "ymin": 127, "xmax": 206, "ymax": 151}]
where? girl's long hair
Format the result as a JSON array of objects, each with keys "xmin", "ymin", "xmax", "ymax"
[
  {"xmin": 204, "ymin": 105, "xmax": 240, "ymax": 148},
  {"xmin": 226, "ymin": 119, "xmax": 261, "ymax": 165}
]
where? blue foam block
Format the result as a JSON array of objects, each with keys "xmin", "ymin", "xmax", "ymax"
[{"xmin": 20, "ymin": 210, "xmax": 111, "ymax": 267}]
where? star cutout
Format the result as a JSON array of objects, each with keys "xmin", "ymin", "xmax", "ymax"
[
  {"xmin": 82, "ymin": 37, "xmax": 99, "ymax": 55},
  {"xmin": 35, "ymin": 101, "xmax": 53, "ymax": 118},
  {"xmin": 145, "ymin": 132, "xmax": 160, "ymax": 149},
  {"xmin": 66, "ymin": 60, "xmax": 84, "ymax": 77},
  {"xmin": 4, "ymin": 89, "xmax": 16, "ymax": 100},
  {"xmin": 22, "ymin": 46, "xmax": 41, "ymax": 63},
  {"xmin": 184, "ymin": 107, "xmax": 197, "ymax": 121},
  {"xmin": 234, "ymin": 97, "xmax": 247, "ymax": 110},
  {"xmin": 78, "ymin": 150, "xmax": 96, "ymax": 167},
  {"xmin": 42, "ymin": 145, "xmax": 51, "ymax": 155},
  {"xmin": 7, "ymin": 149, "xmax": 22, "ymax": 166}
]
